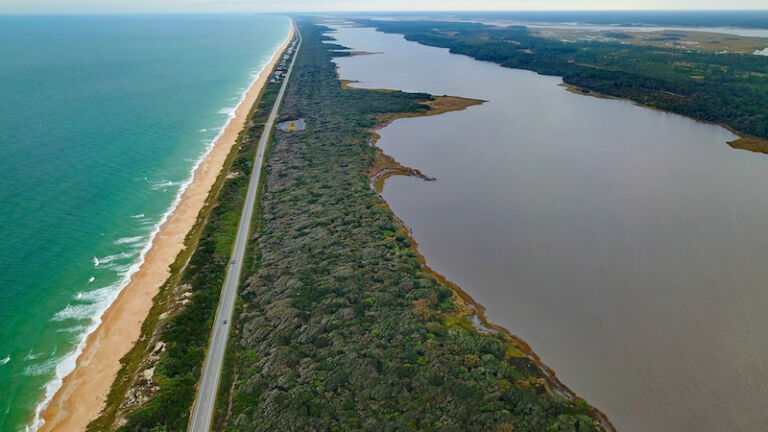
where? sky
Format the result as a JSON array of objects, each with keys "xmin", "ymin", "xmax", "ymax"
[{"xmin": 0, "ymin": 0, "xmax": 765, "ymax": 14}]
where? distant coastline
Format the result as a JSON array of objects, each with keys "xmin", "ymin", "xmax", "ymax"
[
  {"xmin": 330, "ymin": 20, "xmax": 768, "ymax": 432},
  {"xmin": 32, "ymin": 21, "xmax": 294, "ymax": 432}
]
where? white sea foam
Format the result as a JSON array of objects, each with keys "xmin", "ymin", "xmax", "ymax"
[
  {"xmin": 92, "ymin": 256, "xmax": 99, "ymax": 267},
  {"xmin": 755, "ymin": 48, "xmax": 768, "ymax": 56},
  {"xmin": 95, "ymin": 251, "xmax": 137, "ymax": 266},
  {"xmin": 55, "ymin": 325, "xmax": 86, "ymax": 334},
  {"xmin": 218, "ymin": 106, "xmax": 236, "ymax": 115},
  {"xmin": 151, "ymin": 180, "xmax": 183, "ymax": 190},
  {"xmin": 75, "ymin": 286, "xmax": 114, "ymax": 302},
  {"xmin": 0, "ymin": 356, "xmax": 9, "ymax": 366},
  {"xmin": 51, "ymin": 303, "xmax": 102, "ymax": 322},
  {"xmin": 23, "ymin": 357, "xmax": 59, "ymax": 377},
  {"xmin": 114, "ymin": 235, "xmax": 144, "ymax": 245},
  {"xmin": 88, "ymin": 277, "xmax": 95, "ymax": 283},
  {"xmin": 130, "ymin": 213, "xmax": 145, "ymax": 219},
  {"xmin": 96, "ymin": 250, "xmax": 140, "ymax": 272},
  {"xmin": 199, "ymin": 128, "xmax": 208, "ymax": 132},
  {"xmin": 27, "ymin": 21, "xmax": 291, "ymax": 432},
  {"xmin": 103, "ymin": 262, "xmax": 135, "ymax": 273},
  {"xmin": 25, "ymin": 351, "xmax": 42, "ymax": 361}
]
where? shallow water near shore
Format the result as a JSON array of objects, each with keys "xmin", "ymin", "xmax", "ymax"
[
  {"xmin": 0, "ymin": 14, "xmax": 289, "ymax": 430},
  {"xmin": 330, "ymin": 24, "xmax": 768, "ymax": 432}
]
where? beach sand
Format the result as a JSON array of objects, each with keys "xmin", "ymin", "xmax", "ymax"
[{"xmin": 37, "ymin": 23, "xmax": 294, "ymax": 432}]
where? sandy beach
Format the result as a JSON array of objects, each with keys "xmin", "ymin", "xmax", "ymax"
[{"xmin": 37, "ymin": 22, "xmax": 294, "ymax": 432}]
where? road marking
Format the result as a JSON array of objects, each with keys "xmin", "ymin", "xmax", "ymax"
[{"xmin": 187, "ymin": 21, "xmax": 302, "ymax": 432}]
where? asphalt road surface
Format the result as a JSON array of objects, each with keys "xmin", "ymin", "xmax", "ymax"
[{"xmin": 187, "ymin": 22, "xmax": 300, "ymax": 432}]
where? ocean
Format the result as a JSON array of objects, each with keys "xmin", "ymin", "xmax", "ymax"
[{"xmin": 0, "ymin": 14, "xmax": 290, "ymax": 431}]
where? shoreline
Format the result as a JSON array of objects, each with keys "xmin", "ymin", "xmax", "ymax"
[
  {"xmin": 329, "ymin": 23, "xmax": 619, "ymax": 430},
  {"xmin": 560, "ymin": 82, "xmax": 768, "ymax": 151},
  {"xmin": 34, "ymin": 22, "xmax": 295, "ymax": 432},
  {"xmin": 333, "ymin": 38, "xmax": 618, "ymax": 427},
  {"xmin": 366, "ymin": 104, "xmax": 618, "ymax": 432}
]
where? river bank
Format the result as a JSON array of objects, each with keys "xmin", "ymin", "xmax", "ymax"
[{"xmin": 35, "ymin": 23, "xmax": 295, "ymax": 432}]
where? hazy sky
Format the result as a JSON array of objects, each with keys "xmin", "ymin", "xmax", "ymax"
[{"xmin": 1, "ymin": 0, "xmax": 765, "ymax": 14}]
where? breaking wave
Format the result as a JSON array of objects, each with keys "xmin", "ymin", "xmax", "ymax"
[
  {"xmin": 114, "ymin": 236, "xmax": 144, "ymax": 245},
  {"xmin": 27, "ymin": 23, "xmax": 289, "ymax": 432}
]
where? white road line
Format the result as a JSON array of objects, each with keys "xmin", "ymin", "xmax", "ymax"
[{"xmin": 187, "ymin": 21, "xmax": 302, "ymax": 432}]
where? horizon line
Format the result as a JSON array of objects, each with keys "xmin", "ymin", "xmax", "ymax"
[{"xmin": 3, "ymin": 8, "xmax": 768, "ymax": 16}]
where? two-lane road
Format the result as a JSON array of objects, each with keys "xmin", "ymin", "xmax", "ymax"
[{"xmin": 188, "ymin": 22, "xmax": 300, "ymax": 432}]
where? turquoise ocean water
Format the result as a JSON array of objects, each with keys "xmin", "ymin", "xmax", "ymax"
[{"xmin": 0, "ymin": 14, "xmax": 289, "ymax": 430}]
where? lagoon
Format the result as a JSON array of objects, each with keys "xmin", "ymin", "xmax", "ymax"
[{"xmin": 331, "ymin": 24, "xmax": 768, "ymax": 432}]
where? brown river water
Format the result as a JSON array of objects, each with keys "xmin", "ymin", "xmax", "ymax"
[{"xmin": 328, "ymin": 24, "xmax": 768, "ymax": 432}]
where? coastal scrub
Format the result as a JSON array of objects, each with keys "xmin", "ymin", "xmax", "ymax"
[{"xmin": 217, "ymin": 19, "xmax": 612, "ymax": 432}]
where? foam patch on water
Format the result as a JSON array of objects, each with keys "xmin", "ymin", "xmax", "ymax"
[
  {"xmin": 0, "ymin": 356, "xmax": 9, "ymax": 366},
  {"xmin": 27, "ymin": 24, "xmax": 290, "ymax": 432},
  {"xmin": 23, "ymin": 357, "xmax": 59, "ymax": 377},
  {"xmin": 755, "ymin": 48, "xmax": 768, "ymax": 56},
  {"xmin": 51, "ymin": 303, "xmax": 103, "ymax": 322},
  {"xmin": 75, "ymin": 286, "xmax": 115, "ymax": 302},
  {"xmin": 103, "ymin": 262, "xmax": 135, "ymax": 273},
  {"xmin": 114, "ymin": 236, "xmax": 144, "ymax": 245},
  {"xmin": 96, "ymin": 250, "xmax": 141, "ymax": 273},
  {"xmin": 218, "ymin": 106, "xmax": 236, "ymax": 115},
  {"xmin": 96, "ymin": 250, "xmax": 138, "ymax": 265},
  {"xmin": 55, "ymin": 325, "xmax": 86, "ymax": 334},
  {"xmin": 29, "ymin": 278, "xmax": 128, "ymax": 430},
  {"xmin": 151, "ymin": 180, "xmax": 184, "ymax": 191}
]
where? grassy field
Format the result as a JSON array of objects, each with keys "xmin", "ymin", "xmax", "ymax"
[
  {"xmin": 533, "ymin": 28, "xmax": 768, "ymax": 54},
  {"xmin": 728, "ymin": 135, "xmax": 768, "ymax": 154}
]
